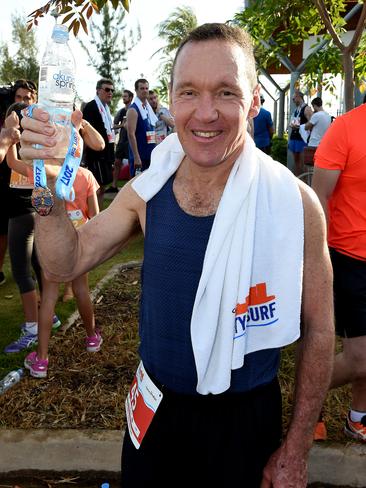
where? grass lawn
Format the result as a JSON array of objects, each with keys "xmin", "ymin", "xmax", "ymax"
[{"xmin": 0, "ymin": 217, "xmax": 144, "ymax": 378}]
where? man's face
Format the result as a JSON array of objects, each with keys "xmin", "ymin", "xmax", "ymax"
[
  {"xmin": 170, "ymin": 40, "xmax": 260, "ymax": 169},
  {"xmin": 136, "ymin": 82, "xmax": 149, "ymax": 103},
  {"xmin": 15, "ymin": 88, "xmax": 35, "ymax": 106},
  {"xmin": 148, "ymin": 92, "xmax": 158, "ymax": 110},
  {"xmin": 97, "ymin": 83, "xmax": 114, "ymax": 104},
  {"xmin": 123, "ymin": 92, "xmax": 132, "ymax": 106}
]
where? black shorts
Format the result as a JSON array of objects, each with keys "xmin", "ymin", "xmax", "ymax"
[
  {"xmin": 121, "ymin": 376, "xmax": 282, "ymax": 488},
  {"xmin": 330, "ymin": 248, "xmax": 366, "ymax": 338},
  {"xmin": 86, "ymin": 159, "xmax": 113, "ymax": 186}
]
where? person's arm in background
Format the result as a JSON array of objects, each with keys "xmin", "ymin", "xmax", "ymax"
[
  {"xmin": 158, "ymin": 107, "xmax": 175, "ymax": 129},
  {"xmin": 80, "ymin": 119, "xmax": 105, "ymax": 151},
  {"xmin": 261, "ymin": 182, "xmax": 334, "ymax": 488},
  {"xmin": 126, "ymin": 108, "xmax": 141, "ymax": 168},
  {"xmin": 311, "ymin": 168, "xmax": 340, "ymax": 222},
  {"xmin": 3, "ymin": 111, "xmax": 27, "ymax": 175},
  {"xmin": 0, "ymin": 125, "xmax": 20, "ymax": 163}
]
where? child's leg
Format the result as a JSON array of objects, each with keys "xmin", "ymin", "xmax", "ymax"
[
  {"xmin": 72, "ymin": 273, "xmax": 95, "ymax": 337},
  {"xmin": 37, "ymin": 273, "xmax": 59, "ymax": 360},
  {"xmin": 63, "ymin": 281, "xmax": 74, "ymax": 302}
]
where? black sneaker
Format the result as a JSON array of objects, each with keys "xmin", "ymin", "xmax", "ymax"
[
  {"xmin": 105, "ymin": 186, "xmax": 119, "ymax": 193},
  {"xmin": 0, "ymin": 271, "xmax": 5, "ymax": 285}
]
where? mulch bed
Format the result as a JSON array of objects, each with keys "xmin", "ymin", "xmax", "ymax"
[
  {"xmin": 0, "ymin": 265, "xmax": 141, "ymax": 430},
  {"xmin": 0, "ymin": 264, "xmax": 353, "ymax": 445}
]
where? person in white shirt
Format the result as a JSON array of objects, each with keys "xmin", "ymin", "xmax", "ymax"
[{"xmin": 305, "ymin": 97, "xmax": 332, "ymax": 148}]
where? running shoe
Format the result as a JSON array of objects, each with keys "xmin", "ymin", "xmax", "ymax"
[
  {"xmin": 85, "ymin": 329, "xmax": 103, "ymax": 352},
  {"xmin": 24, "ymin": 351, "xmax": 48, "ymax": 378},
  {"xmin": 4, "ymin": 328, "xmax": 38, "ymax": 353},
  {"xmin": 313, "ymin": 420, "xmax": 327, "ymax": 441},
  {"xmin": 344, "ymin": 412, "xmax": 366, "ymax": 442},
  {"xmin": 52, "ymin": 315, "xmax": 61, "ymax": 330},
  {"xmin": 0, "ymin": 271, "xmax": 6, "ymax": 285}
]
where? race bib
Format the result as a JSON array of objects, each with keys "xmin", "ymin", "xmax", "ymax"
[
  {"xmin": 146, "ymin": 130, "xmax": 156, "ymax": 144},
  {"xmin": 125, "ymin": 362, "xmax": 163, "ymax": 449}
]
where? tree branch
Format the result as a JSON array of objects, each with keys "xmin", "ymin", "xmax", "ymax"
[
  {"xmin": 347, "ymin": 0, "xmax": 366, "ymax": 54},
  {"xmin": 313, "ymin": 0, "xmax": 345, "ymax": 51}
]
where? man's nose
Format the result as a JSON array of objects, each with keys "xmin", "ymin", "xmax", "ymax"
[{"xmin": 194, "ymin": 94, "xmax": 219, "ymax": 123}]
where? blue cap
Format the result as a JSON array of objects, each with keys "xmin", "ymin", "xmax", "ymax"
[
  {"xmin": 51, "ymin": 24, "xmax": 69, "ymax": 43},
  {"xmin": 101, "ymin": 484, "xmax": 109, "ymax": 488}
]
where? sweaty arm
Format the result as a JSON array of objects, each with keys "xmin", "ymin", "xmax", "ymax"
[
  {"xmin": 34, "ymin": 181, "xmax": 143, "ymax": 282},
  {"xmin": 126, "ymin": 108, "xmax": 141, "ymax": 167},
  {"xmin": 311, "ymin": 167, "xmax": 341, "ymax": 222},
  {"xmin": 261, "ymin": 183, "xmax": 334, "ymax": 488}
]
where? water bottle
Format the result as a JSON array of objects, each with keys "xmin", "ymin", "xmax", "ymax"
[
  {"xmin": 0, "ymin": 368, "xmax": 24, "ymax": 394},
  {"xmin": 38, "ymin": 23, "xmax": 76, "ymax": 158},
  {"xmin": 101, "ymin": 483, "xmax": 109, "ymax": 488}
]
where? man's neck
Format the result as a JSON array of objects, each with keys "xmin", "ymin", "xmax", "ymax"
[
  {"xmin": 97, "ymin": 94, "xmax": 106, "ymax": 107},
  {"xmin": 138, "ymin": 96, "xmax": 147, "ymax": 107}
]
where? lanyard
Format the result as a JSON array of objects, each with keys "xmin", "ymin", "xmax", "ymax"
[{"xmin": 23, "ymin": 104, "xmax": 83, "ymax": 215}]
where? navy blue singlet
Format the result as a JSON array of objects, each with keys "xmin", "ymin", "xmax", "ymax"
[{"xmin": 139, "ymin": 175, "xmax": 280, "ymax": 394}]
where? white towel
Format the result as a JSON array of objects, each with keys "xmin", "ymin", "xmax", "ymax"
[
  {"xmin": 299, "ymin": 123, "xmax": 310, "ymax": 144},
  {"xmin": 133, "ymin": 133, "xmax": 304, "ymax": 394},
  {"xmin": 94, "ymin": 95, "xmax": 115, "ymax": 143},
  {"xmin": 132, "ymin": 96, "xmax": 158, "ymax": 127}
]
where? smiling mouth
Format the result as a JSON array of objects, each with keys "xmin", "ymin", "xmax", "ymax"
[{"xmin": 192, "ymin": 130, "xmax": 221, "ymax": 138}]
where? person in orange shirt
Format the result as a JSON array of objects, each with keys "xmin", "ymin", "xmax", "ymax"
[{"xmin": 313, "ymin": 103, "xmax": 366, "ymax": 442}]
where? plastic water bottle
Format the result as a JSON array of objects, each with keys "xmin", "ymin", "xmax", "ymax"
[
  {"xmin": 0, "ymin": 368, "xmax": 24, "ymax": 394},
  {"xmin": 101, "ymin": 483, "xmax": 109, "ymax": 488},
  {"xmin": 38, "ymin": 23, "xmax": 76, "ymax": 158}
]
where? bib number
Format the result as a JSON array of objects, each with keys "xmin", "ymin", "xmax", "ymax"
[
  {"xmin": 125, "ymin": 362, "xmax": 163, "ymax": 449},
  {"xmin": 146, "ymin": 130, "xmax": 156, "ymax": 144}
]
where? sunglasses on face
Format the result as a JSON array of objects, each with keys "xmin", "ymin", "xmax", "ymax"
[{"xmin": 101, "ymin": 87, "xmax": 114, "ymax": 93}]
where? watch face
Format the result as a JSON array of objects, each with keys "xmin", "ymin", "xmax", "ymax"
[{"xmin": 31, "ymin": 186, "xmax": 54, "ymax": 216}]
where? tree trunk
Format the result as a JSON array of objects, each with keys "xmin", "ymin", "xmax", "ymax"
[{"xmin": 342, "ymin": 50, "xmax": 355, "ymax": 112}]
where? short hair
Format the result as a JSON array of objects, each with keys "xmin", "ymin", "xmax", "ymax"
[
  {"xmin": 149, "ymin": 90, "xmax": 157, "ymax": 95},
  {"xmin": 96, "ymin": 78, "xmax": 113, "ymax": 90},
  {"xmin": 123, "ymin": 89, "xmax": 134, "ymax": 99},
  {"xmin": 294, "ymin": 90, "xmax": 304, "ymax": 99},
  {"xmin": 171, "ymin": 23, "xmax": 257, "ymax": 91},
  {"xmin": 311, "ymin": 97, "xmax": 322, "ymax": 108},
  {"xmin": 13, "ymin": 79, "xmax": 37, "ymax": 97},
  {"xmin": 134, "ymin": 79, "xmax": 149, "ymax": 91}
]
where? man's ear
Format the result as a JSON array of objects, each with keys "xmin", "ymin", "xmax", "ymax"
[{"xmin": 248, "ymin": 84, "xmax": 261, "ymax": 118}]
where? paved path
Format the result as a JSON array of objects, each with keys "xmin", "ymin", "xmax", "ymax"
[{"xmin": 0, "ymin": 429, "xmax": 366, "ymax": 486}]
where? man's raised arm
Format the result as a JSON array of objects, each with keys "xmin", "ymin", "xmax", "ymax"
[{"xmin": 20, "ymin": 107, "xmax": 143, "ymax": 282}]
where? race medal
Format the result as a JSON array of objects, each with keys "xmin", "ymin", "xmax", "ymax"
[
  {"xmin": 146, "ymin": 130, "xmax": 156, "ymax": 144},
  {"xmin": 31, "ymin": 186, "xmax": 54, "ymax": 216},
  {"xmin": 125, "ymin": 362, "xmax": 163, "ymax": 449}
]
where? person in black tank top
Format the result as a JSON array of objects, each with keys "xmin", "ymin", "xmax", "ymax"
[{"xmin": 288, "ymin": 90, "xmax": 312, "ymax": 176}]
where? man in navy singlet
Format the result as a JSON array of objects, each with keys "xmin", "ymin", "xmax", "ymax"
[
  {"xmin": 22, "ymin": 23, "xmax": 334, "ymax": 488},
  {"xmin": 126, "ymin": 78, "xmax": 156, "ymax": 177}
]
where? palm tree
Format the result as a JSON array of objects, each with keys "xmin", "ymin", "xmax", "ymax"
[{"xmin": 154, "ymin": 6, "xmax": 198, "ymax": 81}]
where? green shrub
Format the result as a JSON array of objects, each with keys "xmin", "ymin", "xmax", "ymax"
[{"xmin": 271, "ymin": 135, "xmax": 288, "ymax": 166}]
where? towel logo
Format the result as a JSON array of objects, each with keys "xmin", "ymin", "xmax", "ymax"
[{"xmin": 233, "ymin": 282, "xmax": 278, "ymax": 339}]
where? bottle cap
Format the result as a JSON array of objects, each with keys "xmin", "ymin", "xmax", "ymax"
[
  {"xmin": 101, "ymin": 484, "xmax": 109, "ymax": 488},
  {"xmin": 17, "ymin": 368, "xmax": 25, "ymax": 378},
  {"xmin": 52, "ymin": 24, "xmax": 69, "ymax": 43}
]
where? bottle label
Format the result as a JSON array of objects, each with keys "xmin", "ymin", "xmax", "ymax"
[{"xmin": 39, "ymin": 66, "xmax": 75, "ymax": 98}]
